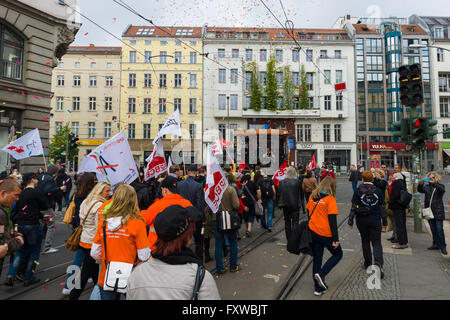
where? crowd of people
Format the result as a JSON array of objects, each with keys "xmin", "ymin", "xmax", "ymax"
[{"xmin": 0, "ymin": 159, "xmax": 447, "ymax": 299}]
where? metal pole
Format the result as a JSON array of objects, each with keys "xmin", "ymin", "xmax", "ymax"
[{"xmin": 410, "ymin": 107, "xmax": 423, "ymax": 233}]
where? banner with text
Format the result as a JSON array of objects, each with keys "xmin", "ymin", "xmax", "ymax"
[{"xmin": 2, "ymin": 128, "xmax": 43, "ymax": 160}]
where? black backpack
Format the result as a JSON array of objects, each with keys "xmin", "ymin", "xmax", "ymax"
[
  {"xmin": 260, "ymin": 179, "xmax": 273, "ymax": 199},
  {"xmin": 355, "ymin": 190, "xmax": 380, "ymax": 216},
  {"xmin": 398, "ymin": 190, "xmax": 412, "ymax": 208}
]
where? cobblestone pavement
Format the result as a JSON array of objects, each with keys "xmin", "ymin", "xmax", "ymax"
[{"xmin": 330, "ymin": 253, "xmax": 401, "ymax": 300}]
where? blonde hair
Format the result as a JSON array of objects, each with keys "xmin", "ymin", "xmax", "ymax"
[
  {"xmin": 375, "ymin": 168, "xmax": 385, "ymax": 178},
  {"xmin": 103, "ymin": 184, "xmax": 143, "ymax": 226},
  {"xmin": 427, "ymin": 172, "xmax": 441, "ymax": 183},
  {"xmin": 285, "ymin": 166, "xmax": 298, "ymax": 179},
  {"xmin": 311, "ymin": 177, "xmax": 336, "ymax": 199},
  {"xmin": 85, "ymin": 182, "xmax": 110, "ymax": 205}
]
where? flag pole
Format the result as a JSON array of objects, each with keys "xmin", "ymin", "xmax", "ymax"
[{"xmin": 42, "ymin": 153, "xmax": 48, "ymax": 172}]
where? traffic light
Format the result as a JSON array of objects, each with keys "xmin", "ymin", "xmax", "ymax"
[
  {"xmin": 68, "ymin": 133, "xmax": 79, "ymax": 151},
  {"xmin": 391, "ymin": 118, "xmax": 410, "ymax": 141},
  {"xmin": 399, "ymin": 63, "xmax": 423, "ymax": 107},
  {"xmin": 410, "ymin": 117, "xmax": 426, "ymax": 148},
  {"xmin": 424, "ymin": 119, "xmax": 438, "ymax": 140}
]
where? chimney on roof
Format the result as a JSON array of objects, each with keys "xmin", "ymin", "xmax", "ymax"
[{"xmin": 346, "ymin": 14, "xmax": 351, "ymax": 20}]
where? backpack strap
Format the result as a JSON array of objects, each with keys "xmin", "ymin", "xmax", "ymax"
[{"xmin": 192, "ymin": 265, "xmax": 206, "ymax": 300}]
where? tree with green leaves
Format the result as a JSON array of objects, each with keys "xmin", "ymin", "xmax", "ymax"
[
  {"xmin": 265, "ymin": 54, "xmax": 278, "ymax": 111},
  {"xmin": 298, "ymin": 64, "xmax": 309, "ymax": 109},
  {"xmin": 48, "ymin": 123, "xmax": 78, "ymax": 164},
  {"xmin": 282, "ymin": 65, "xmax": 295, "ymax": 110},
  {"xmin": 247, "ymin": 62, "xmax": 262, "ymax": 111}
]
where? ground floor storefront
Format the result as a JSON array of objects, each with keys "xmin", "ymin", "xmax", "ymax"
[{"xmin": 296, "ymin": 143, "xmax": 357, "ymax": 173}]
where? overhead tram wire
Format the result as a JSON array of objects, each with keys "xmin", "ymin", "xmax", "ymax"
[{"xmin": 259, "ymin": 0, "xmax": 357, "ymax": 106}]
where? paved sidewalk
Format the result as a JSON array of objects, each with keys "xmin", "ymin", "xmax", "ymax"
[{"xmin": 327, "ymin": 218, "xmax": 450, "ymax": 300}]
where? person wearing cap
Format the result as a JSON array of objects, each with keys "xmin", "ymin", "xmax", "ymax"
[
  {"xmin": 127, "ymin": 205, "xmax": 220, "ymax": 300},
  {"xmin": 177, "ymin": 164, "xmax": 206, "ymax": 261},
  {"xmin": 90, "ymin": 184, "xmax": 150, "ymax": 300},
  {"xmin": 140, "ymin": 176, "xmax": 200, "ymax": 251}
]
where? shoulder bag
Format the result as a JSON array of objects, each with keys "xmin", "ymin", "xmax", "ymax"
[
  {"xmin": 287, "ymin": 199, "xmax": 320, "ymax": 256},
  {"xmin": 191, "ymin": 265, "xmax": 206, "ymax": 300},
  {"xmin": 63, "ymin": 197, "xmax": 76, "ymax": 224},
  {"xmin": 244, "ymin": 184, "xmax": 263, "ymax": 216},
  {"xmin": 421, "ymin": 187, "xmax": 435, "ymax": 220},
  {"xmin": 102, "ymin": 223, "xmax": 134, "ymax": 294},
  {"xmin": 65, "ymin": 201, "xmax": 100, "ymax": 251}
]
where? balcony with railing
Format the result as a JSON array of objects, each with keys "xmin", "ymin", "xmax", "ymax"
[{"xmin": 1, "ymin": 60, "xmax": 22, "ymax": 81}]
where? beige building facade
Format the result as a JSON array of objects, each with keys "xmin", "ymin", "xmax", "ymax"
[{"xmin": 49, "ymin": 45, "xmax": 121, "ymax": 170}]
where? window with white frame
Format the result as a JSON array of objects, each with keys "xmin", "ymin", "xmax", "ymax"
[
  {"xmin": 129, "ymin": 51, "xmax": 136, "ymax": 63},
  {"xmin": 89, "ymin": 76, "xmax": 97, "ymax": 87},
  {"xmin": 306, "ymin": 49, "xmax": 313, "ymax": 61},
  {"xmin": 232, "ymin": 49, "xmax": 239, "ymax": 58},
  {"xmin": 128, "ymin": 123, "xmax": 135, "ymax": 139},
  {"xmin": 104, "ymin": 122, "xmax": 111, "ymax": 138},
  {"xmin": 292, "ymin": 72, "xmax": 299, "ymax": 86},
  {"xmin": 336, "ymin": 95, "xmax": 343, "ymax": 111},
  {"xmin": 174, "ymin": 73, "xmax": 182, "ymax": 88},
  {"xmin": 73, "ymin": 75, "xmax": 80, "ymax": 86},
  {"xmin": 174, "ymin": 98, "xmax": 181, "ymax": 113},
  {"xmin": 323, "ymin": 124, "xmax": 331, "ymax": 142},
  {"xmin": 72, "ymin": 97, "xmax": 80, "ymax": 111},
  {"xmin": 89, "ymin": 97, "xmax": 96, "ymax": 111},
  {"xmin": 190, "ymin": 52, "xmax": 197, "ymax": 64},
  {"xmin": 144, "ymin": 73, "xmax": 152, "ymax": 88},
  {"xmin": 160, "ymin": 51, "xmax": 167, "ymax": 63},
  {"xmin": 189, "ymin": 98, "xmax": 197, "ymax": 113},
  {"xmin": 71, "ymin": 122, "xmax": 79, "ymax": 137},
  {"xmin": 309, "ymin": 97, "xmax": 314, "ymax": 108},
  {"xmin": 144, "ymin": 98, "xmax": 151, "ymax": 113},
  {"xmin": 437, "ymin": 48, "xmax": 445, "ymax": 62},
  {"xmin": 105, "ymin": 76, "xmax": 113, "ymax": 87},
  {"xmin": 159, "ymin": 74, "xmax": 167, "ymax": 88},
  {"xmin": 105, "ymin": 97, "xmax": 112, "ymax": 111},
  {"xmin": 260, "ymin": 49, "xmax": 267, "ymax": 61},
  {"xmin": 230, "ymin": 94, "xmax": 238, "ymax": 110},
  {"xmin": 296, "ymin": 124, "xmax": 304, "ymax": 142},
  {"xmin": 292, "ymin": 49, "xmax": 299, "ymax": 62},
  {"xmin": 174, "ymin": 51, "xmax": 182, "ymax": 63},
  {"xmin": 145, "ymin": 51, "xmax": 152, "ymax": 63},
  {"xmin": 324, "ymin": 70, "xmax": 331, "ymax": 84},
  {"xmin": 57, "ymin": 75, "xmax": 64, "ymax": 86},
  {"xmin": 129, "ymin": 73, "xmax": 136, "ymax": 87},
  {"xmin": 159, "ymin": 98, "xmax": 166, "ymax": 113},
  {"xmin": 56, "ymin": 97, "xmax": 64, "ymax": 111},
  {"xmin": 189, "ymin": 73, "xmax": 197, "ymax": 88},
  {"xmin": 334, "ymin": 124, "xmax": 341, "ymax": 142},
  {"xmin": 246, "ymin": 49, "xmax": 253, "ymax": 61},
  {"xmin": 143, "ymin": 124, "xmax": 151, "ymax": 139},
  {"xmin": 440, "ymin": 97, "xmax": 450, "ymax": 118},
  {"xmin": 230, "ymin": 69, "xmax": 238, "ymax": 84},
  {"xmin": 91, "ymin": 62, "xmax": 96, "ymax": 68},
  {"xmin": 88, "ymin": 122, "xmax": 96, "ymax": 138},
  {"xmin": 218, "ymin": 69, "xmax": 226, "ymax": 84},
  {"xmin": 276, "ymin": 49, "xmax": 283, "ymax": 62},
  {"xmin": 336, "ymin": 70, "xmax": 343, "ymax": 84},
  {"xmin": 218, "ymin": 94, "xmax": 226, "ymax": 110},
  {"xmin": 189, "ymin": 124, "xmax": 196, "ymax": 139},
  {"xmin": 128, "ymin": 97, "xmax": 136, "ymax": 113},
  {"xmin": 218, "ymin": 48, "xmax": 225, "ymax": 58},
  {"xmin": 324, "ymin": 95, "xmax": 331, "ymax": 110}
]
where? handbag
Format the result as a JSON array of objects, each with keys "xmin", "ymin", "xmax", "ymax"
[
  {"xmin": 287, "ymin": 199, "xmax": 320, "ymax": 255},
  {"xmin": 63, "ymin": 197, "xmax": 76, "ymax": 224},
  {"xmin": 217, "ymin": 210, "xmax": 241, "ymax": 231},
  {"xmin": 65, "ymin": 201, "xmax": 100, "ymax": 252},
  {"xmin": 191, "ymin": 265, "xmax": 206, "ymax": 300},
  {"xmin": 244, "ymin": 185, "xmax": 263, "ymax": 216},
  {"xmin": 102, "ymin": 224, "xmax": 133, "ymax": 293},
  {"xmin": 422, "ymin": 187, "xmax": 435, "ymax": 220}
]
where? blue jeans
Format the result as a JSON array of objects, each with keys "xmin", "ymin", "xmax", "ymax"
[
  {"xmin": 428, "ymin": 219, "xmax": 446, "ymax": 250},
  {"xmin": 7, "ymin": 225, "xmax": 42, "ymax": 281},
  {"xmin": 64, "ymin": 248, "xmax": 85, "ymax": 290},
  {"xmin": 311, "ymin": 230, "xmax": 343, "ymax": 291},
  {"xmin": 99, "ymin": 287, "xmax": 124, "ymax": 300},
  {"xmin": 352, "ymin": 181, "xmax": 358, "ymax": 194},
  {"xmin": 261, "ymin": 199, "xmax": 274, "ymax": 228},
  {"xmin": 213, "ymin": 221, "xmax": 238, "ymax": 272}
]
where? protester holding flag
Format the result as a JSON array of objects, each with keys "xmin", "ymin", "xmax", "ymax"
[{"xmin": 278, "ymin": 166, "xmax": 302, "ymax": 241}]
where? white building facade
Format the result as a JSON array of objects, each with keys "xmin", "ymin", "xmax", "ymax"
[{"xmin": 202, "ymin": 27, "xmax": 357, "ymax": 171}]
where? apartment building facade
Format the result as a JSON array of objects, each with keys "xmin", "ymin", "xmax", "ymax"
[
  {"xmin": 202, "ymin": 27, "xmax": 357, "ymax": 171},
  {"xmin": 120, "ymin": 26, "xmax": 203, "ymax": 167},
  {"xmin": 49, "ymin": 45, "xmax": 121, "ymax": 170}
]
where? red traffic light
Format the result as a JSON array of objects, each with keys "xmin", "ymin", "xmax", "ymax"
[{"xmin": 413, "ymin": 118, "xmax": 424, "ymax": 127}]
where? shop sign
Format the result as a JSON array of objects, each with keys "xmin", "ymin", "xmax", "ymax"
[
  {"xmin": 361, "ymin": 143, "xmax": 404, "ymax": 151},
  {"xmin": 297, "ymin": 143, "xmax": 313, "ymax": 149},
  {"xmin": 442, "ymin": 142, "xmax": 450, "ymax": 149},
  {"xmin": 78, "ymin": 139, "xmax": 104, "ymax": 146},
  {"xmin": 323, "ymin": 144, "xmax": 352, "ymax": 150}
]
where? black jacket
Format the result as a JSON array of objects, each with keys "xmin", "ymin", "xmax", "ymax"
[
  {"xmin": 373, "ymin": 178, "xmax": 388, "ymax": 194},
  {"xmin": 388, "ymin": 179, "xmax": 407, "ymax": 210},
  {"xmin": 418, "ymin": 182, "xmax": 446, "ymax": 220},
  {"xmin": 37, "ymin": 173, "xmax": 60, "ymax": 206},
  {"xmin": 177, "ymin": 176, "xmax": 206, "ymax": 214},
  {"xmin": 349, "ymin": 169, "xmax": 359, "ymax": 182},
  {"xmin": 12, "ymin": 187, "xmax": 48, "ymax": 226},
  {"xmin": 349, "ymin": 183, "xmax": 387, "ymax": 227},
  {"xmin": 278, "ymin": 178, "xmax": 301, "ymax": 209}
]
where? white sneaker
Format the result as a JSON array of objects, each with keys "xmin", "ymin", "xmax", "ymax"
[
  {"xmin": 43, "ymin": 248, "xmax": 59, "ymax": 254},
  {"xmin": 87, "ymin": 278, "xmax": 93, "ymax": 283},
  {"xmin": 62, "ymin": 288, "xmax": 71, "ymax": 295},
  {"xmin": 314, "ymin": 273, "xmax": 328, "ymax": 290},
  {"xmin": 314, "ymin": 289, "xmax": 328, "ymax": 296}
]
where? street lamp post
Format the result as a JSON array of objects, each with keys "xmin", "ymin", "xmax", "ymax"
[{"xmin": 409, "ymin": 43, "xmax": 450, "ymax": 53}]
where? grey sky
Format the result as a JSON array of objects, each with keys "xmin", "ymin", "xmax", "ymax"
[{"xmin": 71, "ymin": 0, "xmax": 450, "ymax": 46}]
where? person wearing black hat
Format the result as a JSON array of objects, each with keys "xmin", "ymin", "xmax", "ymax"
[
  {"xmin": 127, "ymin": 205, "xmax": 220, "ymax": 300},
  {"xmin": 177, "ymin": 164, "xmax": 206, "ymax": 261}
]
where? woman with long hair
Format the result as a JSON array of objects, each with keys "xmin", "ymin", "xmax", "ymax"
[
  {"xmin": 302, "ymin": 170, "xmax": 318, "ymax": 204},
  {"xmin": 91, "ymin": 184, "xmax": 150, "ymax": 300},
  {"xmin": 69, "ymin": 182, "xmax": 111, "ymax": 300},
  {"xmin": 278, "ymin": 166, "xmax": 302, "ymax": 241},
  {"xmin": 127, "ymin": 205, "xmax": 220, "ymax": 300},
  {"xmin": 306, "ymin": 177, "xmax": 343, "ymax": 296}
]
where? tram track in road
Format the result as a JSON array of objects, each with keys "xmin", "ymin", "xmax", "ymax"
[{"xmin": 275, "ymin": 214, "xmax": 350, "ymax": 300}]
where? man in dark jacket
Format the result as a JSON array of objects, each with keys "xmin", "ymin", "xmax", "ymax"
[
  {"xmin": 418, "ymin": 173, "xmax": 447, "ymax": 255},
  {"xmin": 37, "ymin": 164, "xmax": 66, "ymax": 254},
  {"xmin": 349, "ymin": 165, "xmax": 359, "ymax": 194},
  {"xmin": 278, "ymin": 166, "xmax": 302, "ymax": 241},
  {"xmin": 388, "ymin": 173, "xmax": 409, "ymax": 249},
  {"xmin": 177, "ymin": 165, "xmax": 206, "ymax": 260},
  {"xmin": 0, "ymin": 177, "xmax": 24, "ymax": 276},
  {"xmin": 349, "ymin": 171, "xmax": 387, "ymax": 276}
]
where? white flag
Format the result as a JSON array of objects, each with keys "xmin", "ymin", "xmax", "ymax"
[
  {"xmin": 153, "ymin": 109, "xmax": 182, "ymax": 144},
  {"xmin": 78, "ymin": 131, "xmax": 138, "ymax": 188},
  {"xmin": 211, "ymin": 138, "xmax": 223, "ymax": 155},
  {"xmin": 144, "ymin": 138, "xmax": 167, "ymax": 181},
  {"xmin": 2, "ymin": 128, "xmax": 43, "ymax": 160},
  {"xmin": 167, "ymin": 155, "xmax": 173, "ymax": 174},
  {"xmin": 204, "ymin": 145, "xmax": 228, "ymax": 213}
]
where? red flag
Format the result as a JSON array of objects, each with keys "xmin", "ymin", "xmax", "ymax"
[
  {"xmin": 272, "ymin": 161, "xmax": 288, "ymax": 187},
  {"xmin": 144, "ymin": 139, "xmax": 167, "ymax": 181},
  {"xmin": 335, "ymin": 82, "xmax": 346, "ymax": 91},
  {"xmin": 205, "ymin": 146, "xmax": 229, "ymax": 213},
  {"xmin": 306, "ymin": 153, "xmax": 316, "ymax": 171},
  {"xmin": 238, "ymin": 162, "xmax": 246, "ymax": 174}
]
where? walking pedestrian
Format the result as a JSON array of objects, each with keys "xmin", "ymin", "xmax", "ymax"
[
  {"xmin": 418, "ymin": 172, "xmax": 447, "ymax": 255},
  {"xmin": 90, "ymin": 184, "xmax": 150, "ymax": 300},
  {"xmin": 62, "ymin": 172, "xmax": 97, "ymax": 295},
  {"xmin": 306, "ymin": 177, "xmax": 343, "ymax": 296},
  {"xmin": 257, "ymin": 171, "xmax": 276, "ymax": 232},
  {"xmin": 240, "ymin": 170, "xmax": 258, "ymax": 237},
  {"xmin": 37, "ymin": 164, "xmax": 66, "ymax": 254},
  {"xmin": 386, "ymin": 174, "xmax": 396, "ymax": 239},
  {"xmin": 5, "ymin": 173, "xmax": 50, "ymax": 287},
  {"xmin": 388, "ymin": 173, "xmax": 409, "ymax": 249},
  {"xmin": 127, "ymin": 205, "xmax": 220, "ymax": 300},
  {"xmin": 211, "ymin": 178, "xmax": 240, "ymax": 274},
  {"xmin": 302, "ymin": 170, "xmax": 318, "ymax": 204},
  {"xmin": 0, "ymin": 177, "xmax": 24, "ymax": 278},
  {"xmin": 69, "ymin": 182, "xmax": 111, "ymax": 300},
  {"xmin": 177, "ymin": 165, "xmax": 206, "ymax": 261},
  {"xmin": 278, "ymin": 166, "xmax": 301, "ymax": 241},
  {"xmin": 348, "ymin": 171, "xmax": 387, "ymax": 277},
  {"xmin": 349, "ymin": 164, "xmax": 359, "ymax": 194},
  {"xmin": 298, "ymin": 168, "xmax": 306, "ymax": 214},
  {"xmin": 55, "ymin": 168, "xmax": 72, "ymax": 212}
]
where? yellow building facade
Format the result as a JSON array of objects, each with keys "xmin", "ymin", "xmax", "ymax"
[{"xmin": 120, "ymin": 26, "xmax": 204, "ymax": 167}]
